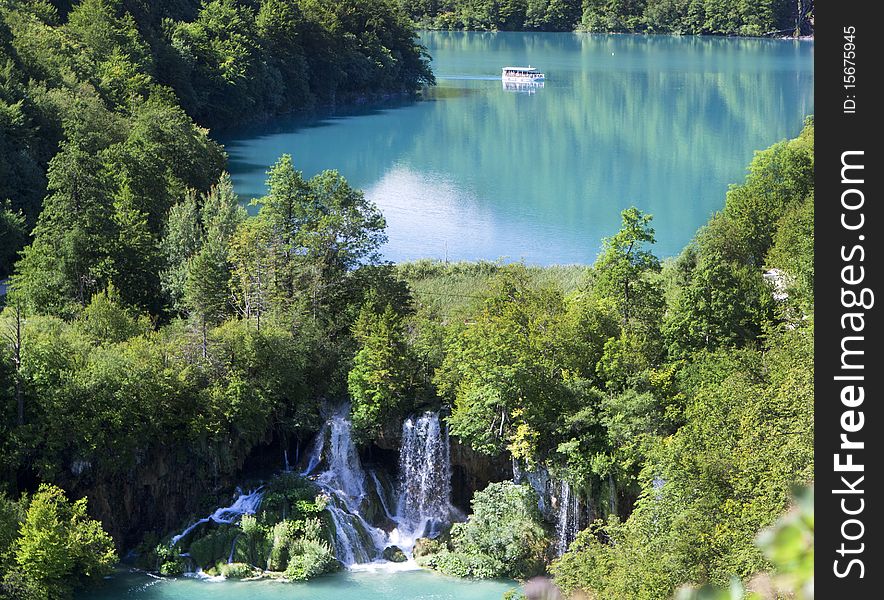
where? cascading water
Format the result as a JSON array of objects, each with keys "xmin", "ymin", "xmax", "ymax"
[
  {"xmin": 228, "ymin": 535, "xmax": 240, "ymax": 563},
  {"xmin": 165, "ymin": 407, "xmax": 457, "ymax": 573},
  {"xmin": 368, "ymin": 470, "xmax": 396, "ymax": 522},
  {"xmin": 170, "ymin": 487, "xmax": 264, "ymax": 547},
  {"xmin": 392, "ymin": 412, "xmax": 455, "ymax": 545},
  {"xmin": 316, "ymin": 414, "xmax": 368, "ymax": 507},
  {"xmin": 304, "ymin": 411, "xmax": 389, "ymax": 566},
  {"xmin": 555, "ymin": 480, "xmax": 583, "ymax": 557},
  {"xmin": 300, "ymin": 408, "xmax": 458, "ymax": 568},
  {"xmin": 514, "ymin": 462, "xmax": 554, "ymax": 520},
  {"xmin": 514, "ymin": 462, "xmax": 591, "ymax": 557},
  {"xmin": 300, "ymin": 425, "xmax": 326, "ymax": 477}
]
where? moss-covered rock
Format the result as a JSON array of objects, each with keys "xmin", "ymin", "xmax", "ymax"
[
  {"xmin": 188, "ymin": 524, "xmax": 239, "ymax": 570},
  {"xmin": 383, "ymin": 545, "xmax": 407, "ymax": 562},
  {"xmin": 412, "ymin": 536, "xmax": 448, "ymax": 558}
]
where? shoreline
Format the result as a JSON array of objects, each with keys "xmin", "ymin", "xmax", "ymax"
[{"xmin": 415, "ymin": 27, "xmax": 814, "ymax": 41}]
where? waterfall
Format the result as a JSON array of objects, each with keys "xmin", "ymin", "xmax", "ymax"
[
  {"xmin": 316, "ymin": 414, "xmax": 368, "ymax": 510},
  {"xmin": 555, "ymin": 480, "xmax": 583, "ymax": 557},
  {"xmin": 228, "ymin": 534, "xmax": 240, "ymax": 563},
  {"xmin": 322, "ymin": 494, "xmax": 387, "ymax": 565},
  {"xmin": 167, "ymin": 407, "xmax": 458, "ymax": 571},
  {"xmin": 514, "ymin": 462, "xmax": 590, "ymax": 557},
  {"xmin": 170, "ymin": 487, "xmax": 264, "ymax": 547},
  {"xmin": 555, "ymin": 481, "xmax": 571, "ymax": 556},
  {"xmin": 297, "ymin": 408, "xmax": 458, "ymax": 567},
  {"xmin": 300, "ymin": 424, "xmax": 326, "ymax": 476},
  {"xmin": 306, "ymin": 411, "xmax": 389, "ymax": 566},
  {"xmin": 393, "ymin": 412, "xmax": 454, "ymax": 544},
  {"xmin": 515, "ymin": 463, "xmax": 554, "ymax": 520}
]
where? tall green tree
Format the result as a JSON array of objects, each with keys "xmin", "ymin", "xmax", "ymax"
[
  {"xmin": 590, "ymin": 207, "xmax": 664, "ymax": 386},
  {"xmin": 184, "ymin": 236, "xmax": 232, "ymax": 356},
  {"xmin": 64, "ymin": 0, "xmax": 153, "ymax": 107},
  {"xmin": 437, "ymin": 267, "xmax": 574, "ymax": 459},
  {"xmin": 664, "ymin": 250, "xmax": 774, "ymax": 356},
  {"xmin": 228, "ymin": 216, "xmax": 273, "ymax": 328},
  {"xmin": 162, "ymin": 173, "xmax": 244, "ymax": 315},
  {"xmin": 13, "ymin": 142, "xmax": 117, "ymax": 316},
  {"xmin": 248, "ymin": 154, "xmax": 387, "ymax": 321},
  {"xmin": 593, "ymin": 207, "xmax": 662, "ymax": 329},
  {"xmin": 348, "ymin": 295, "xmax": 415, "ymax": 437},
  {"xmin": 160, "ymin": 190, "xmax": 202, "ymax": 313},
  {"xmin": 0, "ymin": 202, "xmax": 26, "ymax": 279},
  {"xmin": 11, "ymin": 484, "xmax": 116, "ymax": 599}
]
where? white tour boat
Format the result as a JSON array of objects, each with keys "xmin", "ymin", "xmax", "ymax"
[{"xmin": 501, "ymin": 66, "xmax": 546, "ymax": 84}]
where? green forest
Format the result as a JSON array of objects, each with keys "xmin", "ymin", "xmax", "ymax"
[
  {"xmin": 0, "ymin": 1, "xmax": 813, "ymax": 599},
  {"xmin": 0, "ymin": 0, "xmax": 433, "ymax": 280},
  {"xmin": 398, "ymin": 0, "xmax": 814, "ymax": 36}
]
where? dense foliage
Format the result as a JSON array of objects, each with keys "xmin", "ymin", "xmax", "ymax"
[
  {"xmin": 0, "ymin": 484, "xmax": 116, "ymax": 599},
  {"xmin": 0, "ymin": 146, "xmax": 406, "ymax": 552},
  {"xmin": 0, "ymin": 0, "xmax": 432, "ymax": 278},
  {"xmin": 675, "ymin": 486, "xmax": 814, "ymax": 600},
  {"xmin": 398, "ymin": 0, "xmax": 812, "ymax": 35},
  {"xmin": 543, "ymin": 121, "xmax": 814, "ymax": 597},
  {"xmin": 419, "ymin": 481, "xmax": 550, "ymax": 579}
]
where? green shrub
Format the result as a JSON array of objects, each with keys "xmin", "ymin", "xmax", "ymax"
[
  {"xmin": 11, "ymin": 485, "xmax": 116, "ymax": 596},
  {"xmin": 235, "ymin": 514, "xmax": 269, "ymax": 567},
  {"xmin": 155, "ymin": 544, "xmax": 186, "ymax": 576},
  {"xmin": 432, "ymin": 551, "xmax": 506, "ymax": 579},
  {"xmin": 284, "ymin": 537, "xmax": 336, "ymax": 581},
  {"xmin": 260, "ymin": 474, "xmax": 324, "ymax": 523},
  {"xmin": 427, "ymin": 481, "xmax": 550, "ymax": 580},
  {"xmin": 240, "ymin": 514, "xmax": 260, "ymax": 536},
  {"xmin": 219, "ymin": 562, "xmax": 254, "ymax": 579},
  {"xmin": 267, "ymin": 520, "xmax": 298, "ymax": 571}
]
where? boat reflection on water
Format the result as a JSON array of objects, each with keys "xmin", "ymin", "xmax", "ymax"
[
  {"xmin": 502, "ymin": 80, "xmax": 545, "ymax": 94},
  {"xmin": 501, "ymin": 66, "xmax": 545, "ymax": 94}
]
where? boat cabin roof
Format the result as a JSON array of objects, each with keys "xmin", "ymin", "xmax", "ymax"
[{"xmin": 502, "ymin": 66, "xmax": 539, "ymax": 72}]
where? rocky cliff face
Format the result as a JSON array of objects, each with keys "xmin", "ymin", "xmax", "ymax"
[
  {"xmin": 65, "ymin": 446, "xmax": 246, "ymax": 551},
  {"xmin": 448, "ymin": 439, "xmax": 513, "ymax": 513},
  {"xmin": 794, "ymin": 0, "xmax": 814, "ymax": 36}
]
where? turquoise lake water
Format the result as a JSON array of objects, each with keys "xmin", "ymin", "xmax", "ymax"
[
  {"xmin": 83, "ymin": 568, "xmax": 517, "ymax": 599},
  {"xmin": 220, "ymin": 32, "xmax": 813, "ymax": 265}
]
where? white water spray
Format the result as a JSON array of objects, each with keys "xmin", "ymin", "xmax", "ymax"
[
  {"xmin": 300, "ymin": 408, "xmax": 457, "ymax": 567},
  {"xmin": 170, "ymin": 488, "xmax": 264, "ymax": 547},
  {"xmin": 393, "ymin": 412, "xmax": 456, "ymax": 544},
  {"xmin": 555, "ymin": 480, "xmax": 583, "ymax": 557}
]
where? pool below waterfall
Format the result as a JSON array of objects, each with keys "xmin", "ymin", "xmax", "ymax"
[{"xmin": 83, "ymin": 568, "xmax": 517, "ymax": 600}]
